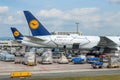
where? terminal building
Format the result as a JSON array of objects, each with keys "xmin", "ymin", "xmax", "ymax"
[{"xmin": 0, "ymin": 40, "xmax": 21, "ymax": 47}]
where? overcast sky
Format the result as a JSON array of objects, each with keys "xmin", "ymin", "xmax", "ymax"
[{"xmin": 0, "ymin": 0, "xmax": 120, "ymax": 37}]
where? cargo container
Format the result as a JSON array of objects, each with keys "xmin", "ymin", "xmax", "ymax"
[
  {"xmin": 41, "ymin": 49, "xmax": 53, "ymax": 64},
  {"xmin": 91, "ymin": 62, "xmax": 103, "ymax": 69},
  {"xmin": 65, "ymin": 53, "xmax": 72, "ymax": 59},
  {"xmin": 87, "ymin": 57, "xmax": 100, "ymax": 63},
  {"xmin": 72, "ymin": 57, "xmax": 84, "ymax": 64},
  {"xmin": 36, "ymin": 48, "xmax": 45, "ymax": 56},
  {"xmin": 58, "ymin": 53, "xmax": 69, "ymax": 64},
  {"xmin": 23, "ymin": 52, "xmax": 36, "ymax": 66},
  {"xmin": 107, "ymin": 56, "xmax": 120, "ymax": 68}
]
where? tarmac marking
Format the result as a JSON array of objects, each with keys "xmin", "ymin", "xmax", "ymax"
[
  {"xmin": 55, "ymin": 65, "xmax": 64, "ymax": 69},
  {"xmin": 40, "ymin": 66, "xmax": 51, "ymax": 72}
]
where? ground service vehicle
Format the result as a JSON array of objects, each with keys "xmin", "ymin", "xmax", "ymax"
[
  {"xmin": 23, "ymin": 52, "xmax": 36, "ymax": 66},
  {"xmin": 0, "ymin": 51, "xmax": 15, "ymax": 61}
]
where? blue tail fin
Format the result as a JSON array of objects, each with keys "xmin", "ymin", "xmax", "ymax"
[
  {"xmin": 11, "ymin": 27, "xmax": 23, "ymax": 40},
  {"xmin": 23, "ymin": 11, "xmax": 51, "ymax": 36}
]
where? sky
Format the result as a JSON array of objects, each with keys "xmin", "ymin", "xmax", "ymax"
[{"xmin": 0, "ymin": 0, "xmax": 120, "ymax": 38}]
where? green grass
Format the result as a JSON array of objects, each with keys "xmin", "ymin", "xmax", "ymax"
[{"xmin": 30, "ymin": 75, "xmax": 120, "ymax": 80}]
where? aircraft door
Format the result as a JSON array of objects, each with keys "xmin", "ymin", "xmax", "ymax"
[{"xmin": 72, "ymin": 43, "xmax": 79, "ymax": 49}]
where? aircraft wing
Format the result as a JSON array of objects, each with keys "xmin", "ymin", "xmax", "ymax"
[
  {"xmin": 24, "ymin": 36, "xmax": 46, "ymax": 44},
  {"xmin": 13, "ymin": 40, "xmax": 22, "ymax": 43},
  {"xmin": 97, "ymin": 36, "xmax": 117, "ymax": 47},
  {"xmin": 25, "ymin": 36, "xmax": 45, "ymax": 41}
]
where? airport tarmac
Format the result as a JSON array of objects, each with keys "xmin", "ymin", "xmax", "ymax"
[{"xmin": 0, "ymin": 59, "xmax": 120, "ymax": 80}]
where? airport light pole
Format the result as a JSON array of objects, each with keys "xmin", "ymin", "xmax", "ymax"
[{"xmin": 76, "ymin": 22, "xmax": 79, "ymax": 34}]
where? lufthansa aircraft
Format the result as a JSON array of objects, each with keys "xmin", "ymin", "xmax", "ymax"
[
  {"xmin": 21, "ymin": 11, "xmax": 100, "ymax": 50},
  {"xmin": 11, "ymin": 27, "xmax": 45, "ymax": 47},
  {"xmin": 21, "ymin": 11, "xmax": 120, "ymax": 51}
]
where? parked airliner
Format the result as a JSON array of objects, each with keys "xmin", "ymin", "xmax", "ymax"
[
  {"xmin": 11, "ymin": 27, "xmax": 45, "ymax": 47},
  {"xmin": 22, "ymin": 11, "xmax": 100, "ymax": 50},
  {"xmin": 17, "ymin": 11, "xmax": 120, "ymax": 51}
]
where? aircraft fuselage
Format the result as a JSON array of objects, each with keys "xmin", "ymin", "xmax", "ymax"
[{"xmin": 22, "ymin": 34, "xmax": 100, "ymax": 49}]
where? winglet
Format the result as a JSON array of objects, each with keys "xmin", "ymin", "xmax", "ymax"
[
  {"xmin": 11, "ymin": 27, "xmax": 23, "ymax": 40},
  {"xmin": 23, "ymin": 11, "xmax": 51, "ymax": 36}
]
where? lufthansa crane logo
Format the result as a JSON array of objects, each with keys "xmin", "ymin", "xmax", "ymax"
[
  {"xmin": 29, "ymin": 20, "xmax": 39, "ymax": 29},
  {"xmin": 14, "ymin": 31, "xmax": 20, "ymax": 37}
]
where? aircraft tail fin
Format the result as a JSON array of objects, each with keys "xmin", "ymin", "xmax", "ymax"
[
  {"xmin": 11, "ymin": 27, "xmax": 23, "ymax": 40},
  {"xmin": 23, "ymin": 11, "xmax": 51, "ymax": 36}
]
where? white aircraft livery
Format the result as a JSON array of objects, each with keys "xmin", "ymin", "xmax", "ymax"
[
  {"xmin": 20, "ymin": 11, "xmax": 120, "ymax": 50},
  {"xmin": 21, "ymin": 11, "xmax": 101, "ymax": 49}
]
